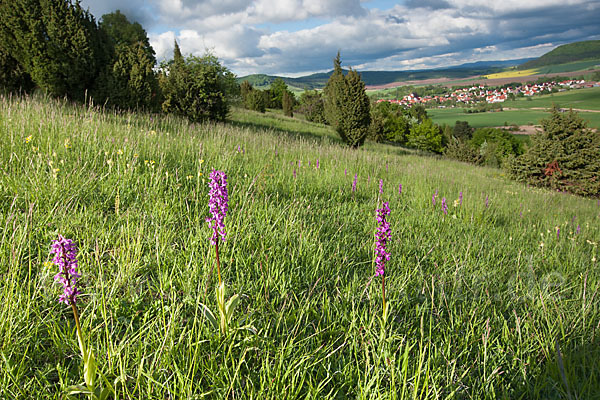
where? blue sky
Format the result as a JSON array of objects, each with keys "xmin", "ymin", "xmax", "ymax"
[{"xmin": 80, "ymin": 0, "xmax": 600, "ymax": 77}]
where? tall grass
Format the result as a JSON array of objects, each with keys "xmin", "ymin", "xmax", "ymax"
[{"xmin": 1, "ymin": 93, "xmax": 599, "ymax": 399}]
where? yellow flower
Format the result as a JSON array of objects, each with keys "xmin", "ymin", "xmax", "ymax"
[
  {"xmin": 186, "ymin": 175, "xmax": 193, "ymax": 180},
  {"xmin": 25, "ymin": 135, "xmax": 32, "ymax": 143},
  {"xmin": 117, "ymin": 149, "xmax": 123, "ymax": 155},
  {"xmin": 43, "ymin": 261, "xmax": 53, "ymax": 270},
  {"xmin": 64, "ymin": 138, "xmax": 71, "ymax": 149}
]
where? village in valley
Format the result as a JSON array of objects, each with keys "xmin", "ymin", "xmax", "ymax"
[{"xmin": 376, "ymin": 78, "xmax": 600, "ymax": 107}]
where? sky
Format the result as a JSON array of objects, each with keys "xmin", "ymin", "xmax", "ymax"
[{"xmin": 80, "ymin": 0, "xmax": 600, "ymax": 77}]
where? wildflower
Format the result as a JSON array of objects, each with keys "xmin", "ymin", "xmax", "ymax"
[
  {"xmin": 64, "ymin": 138, "xmax": 71, "ymax": 149},
  {"xmin": 344, "ymin": 168, "xmax": 347, "ymax": 176},
  {"xmin": 352, "ymin": 174, "xmax": 357, "ymax": 192},
  {"xmin": 206, "ymin": 170, "xmax": 229, "ymax": 246},
  {"xmin": 485, "ymin": 195, "xmax": 489, "ymax": 208},
  {"xmin": 293, "ymin": 169, "xmax": 297, "ymax": 179},
  {"xmin": 556, "ymin": 227, "xmax": 560, "ymax": 240},
  {"xmin": 399, "ymin": 183, "xmax": 402, "ymax": 195},
  {"xmin": 51, "ymin": 235, "xmax": 80, "ymax": 305},
  {"xmin": 459, "ymin": 191, "xmax": 463, "ymax": 205},
  {"xmin": 453, "ymin": 199, "xmax": 459, "ymax": 208},
  {"xmin": 43, "ymin": 260, "xmax": 53, "ymax": 270},
  {"xmin": 25, "ymin": 135, "xmax": 32, "ymax": 143},
  {"xmin": 441, "ymin": 197, "xmax": 448, "ymax": 215},
  {"xmin": 576, "ymin": 225, "xmax": 581, "ymax": 234},
  {"xmin": 298, "ymin": 160, "xmax": 301, "ymax": 168},
  {"xmin": 374, "ymin": 202, "xmax": 391, "ymax": 277},
  {"xmin": 187, "ymin": 175, "xmax": 193, "ymax": 180},
  {"xmin": 316, "ymin": 159, "xmax": 319, "ymax": 169},
  {"xmin": 432, "ymin": 192, "xmax": 436, "ymax": 206},
  {"xmin": 117, "ymin": 149, "xmax": 123, "ymax": 155},
  {"xmin": 379, "ymin": 179, "xmax": 383, "ymax": 195}
]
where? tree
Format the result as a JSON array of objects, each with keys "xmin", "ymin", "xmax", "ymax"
[
  {"xmin": 240, "ymin": 81, "xmax": 253, "ymax": 104},
  {"xmin": 324, "ymin": 53, "xmax": 371, "ymax": 148},
  {"xmin": 0, "ymin": 0, "xmax": 109, "ymax": 100},
  {"xmin": 509, "ymin": 107, "xmax": 600, "ymax": 196},
  {"xmin": 99, "ymin": 10, "xmax": 155, "ymax": 64},
  {"xmin": 453, "ymin": 120, "xmax": 473, "ymax": 141},
  {"xmin": 269, "ymin": 78, "xmax": 288, "ymax": 109},
  {"xmin": 409, "ymin": 104, "xmax": 428, "ymax": 123},
  {"xmin": 94, "ymin": 10, "xmax": 161, "ymax": 110},
  {"xmin": 0, "ymin": 46, "xmax": 34, "ymax": 92},
  {"xmin": 282, "ymin": 90, "xmax": 294, "ymax": 117},
  {"xmin": 96, "ymin": 41, "xmax": 160, "ymax": 110},
  {"xmin": 160, "ymin": 45, "xmax": 233, "ymax": 122}
]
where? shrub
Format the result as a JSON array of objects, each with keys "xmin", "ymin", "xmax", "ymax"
[
  {"xmin": 297, "ymin": 90, "xmax": 326, "ymax": 124},
  {"xmin": 471, "ymin": 128, "xmax": 523, "ymax": 167},
  {"xmin": 160, "ymin": 44, "xmax": 234, "ymax": 122},
  {"xmin": 407, "ymin": 118, "xmax": 445, "ymax": 154},
  {"xmin": 509, "ymin": 108, "xmax": 600, "ymax": 196},
  {"xmin": 370, "ymin": 101, "xmax": 410, "ymax": 144},
  {"xmin": 444, "ymin": 138, "xmax": 482, "ymax": 164},
  {"xmin": 245, "ymin": 90, "xmax": 266, "ymax": 113}
]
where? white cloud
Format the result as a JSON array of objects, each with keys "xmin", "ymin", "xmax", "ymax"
[{"xmin": 85, "ymin": 0, "xmax": 600, "ymax": 76}]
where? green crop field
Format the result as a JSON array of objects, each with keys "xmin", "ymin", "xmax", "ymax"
[
  {"xmin": 428, "ymin": 107, "xmax": 549, "ymax": 128},
  {"xmin": 533, "ymin": 59, "xmax": 600, "ymax": 74},
  {"xmin": 1, "ymin": 95, "xmax": 600, "ymax": 399},
  {"xmin": 429, "ymin": 92, "xmax": 600, "ymax": 130},
  {"xmin": 505, "ymin": 87, "xmax": 600, "ymax": 111}
]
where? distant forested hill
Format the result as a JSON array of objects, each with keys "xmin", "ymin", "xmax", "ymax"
[
  {"xmin": 519, "ymin": 40, "xmax": 600, "ymax": 70},
  {"xmin": 237, "ymin": 59, "xmax": 531, "ymax": 90}
]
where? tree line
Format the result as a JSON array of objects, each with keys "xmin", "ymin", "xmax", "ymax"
[{"xmin": 0, "ymin": 1, "xmax": 236, "ymax": 122}]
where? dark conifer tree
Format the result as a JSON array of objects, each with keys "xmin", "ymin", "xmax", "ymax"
[
  {"xmin": 282, "ymin": 90, "xmax": 294, "ymax": 117},
  {"xmin": 509, "ymin": 107, "xmax": 600, "ymax": 196},
  {"xmin": 0, "ymin": 0, "xmax": 108, "ymax": 100},
  {"xmin": 324, "ymin": 52, "xmax": 370, "ymax": 148}
]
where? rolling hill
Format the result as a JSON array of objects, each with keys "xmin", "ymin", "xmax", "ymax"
[
  {"xmin": 518, "ymin": 40, "xmax": 600, "ymax": 70},
  {"xmin": 237, "ymin": 59, "xmax": 533, "ymax": 90}
]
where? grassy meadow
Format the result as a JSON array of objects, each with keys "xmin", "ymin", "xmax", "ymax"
[{"xmin": 1, "ymin": 94, "xmax": 600, "ymax": 399}]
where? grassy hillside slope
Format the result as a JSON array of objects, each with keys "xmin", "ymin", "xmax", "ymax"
[
  {"xmin": 1, "ymin": 95, "xmax": 599, "ymax": 399},
  {"xmin": 519, "ymin": 40, "xmax": 600, "ymax": 70}
]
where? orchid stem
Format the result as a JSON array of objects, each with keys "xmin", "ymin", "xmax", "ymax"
[{"xmin": 215, "ymin": 241, "xmax": 222, "ymax": 286}]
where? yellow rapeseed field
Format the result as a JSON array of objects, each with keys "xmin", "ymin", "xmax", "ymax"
[{"xmin": 484, "ymin": 68, "xmax": 539, "ymax": 79}]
